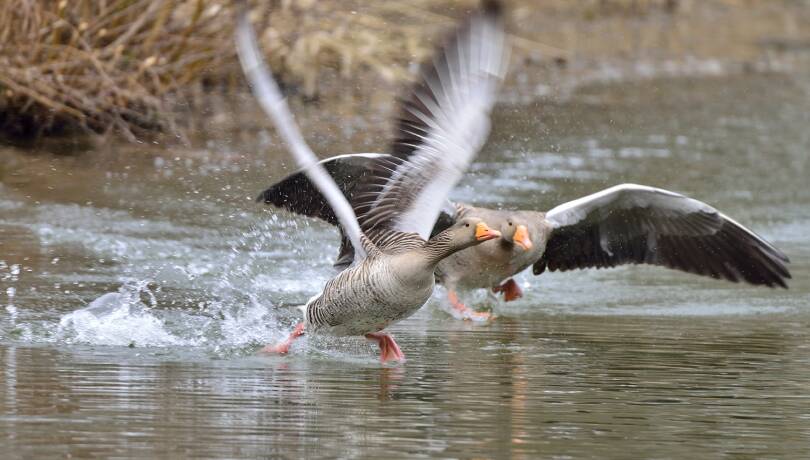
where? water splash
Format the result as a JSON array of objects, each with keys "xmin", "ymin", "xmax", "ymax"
[
  {"xmin": 6, "ymin": 201, "xmax": 333, "ymax": 353},
  {"xmin": 56, "ymin": 280, "xmax": 182, "ymax": 347}
]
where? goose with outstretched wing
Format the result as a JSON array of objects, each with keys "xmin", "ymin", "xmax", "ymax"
[
  {"xmin": 260, "ymin": 154, "xmax": 791, "ymax": 320},
  {"xmin": 237, "ymin": 1, "xmax": 508, "ymax": 362},
  {"xmin": 533, "ymin": 184, "xmax": 790, "ymax": 285}
]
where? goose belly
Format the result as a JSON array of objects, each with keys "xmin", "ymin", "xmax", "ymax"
[
  {"xmin": 449, "ymin": 260, "xmax": 520, "ymax": 289},
  {"xmin": 305, "ymin": 259, "xmax": 434, "ymax": 336},
  {"xmin": 454, "ymin": 261, "xmax": 518, "ymax": 289},
  {"xmin": 438, "ymin": 241, "xmax": 545, "ymax": 290}
]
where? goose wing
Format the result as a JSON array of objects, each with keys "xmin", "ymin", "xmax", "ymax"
[
  {"xmin": 257, "ymin": 153, "xmax": 387, "ymax": 225},
  {"xmin": 534, "ymin": 184, "xmax": 791, "ymax": 288},
  {"xmin": 257, "ymin": 152, "xmax": 458, "ymax": 267},
  {"xmin": 236, "ymin": 8, "xmax": 367, "ymax": 258},
  {"xmin": 353, "ymin": 1, "xmax": 509, "ymax": 239}
]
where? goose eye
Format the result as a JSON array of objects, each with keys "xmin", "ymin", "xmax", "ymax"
[
  {"xmin": 465, "ymin": 223, "xmax": 470, "ymax": 228},
  {"xmin": 508, "ymin": 222, "xmax": 513, "ymax": 226}
]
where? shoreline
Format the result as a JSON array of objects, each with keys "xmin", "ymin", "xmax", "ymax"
[{"xmin": 1, "ymin": 0, "xmax": 808, "ymax": 147}]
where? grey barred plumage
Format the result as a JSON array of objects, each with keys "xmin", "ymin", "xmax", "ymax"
[
  {"xmin": 304, "ymin": 255, "xmax": 434, "ymax": 336},
  {"xmin": 236, "ymin": 1, "xmax": 509, "ymax": 362},
  {"xmin": 304, "ymin": 217, "xmax": 499, "ymax": 336},
  {"xmin": 363, "ymin": 228, "xmax": 424, "ymax": 254}
]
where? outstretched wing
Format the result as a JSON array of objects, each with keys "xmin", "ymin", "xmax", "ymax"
[
  {"xmin": 353, "ymin": 1, "xmax": 509, "ymax": 239},
  {"xmin": 257, "ymin": 152, "xmax": 459, "ymax": 267},
  {"xmin": 535, "ymin": 184, "xmax": 791, "ymax": 288},
  {"xmin": 257, "ymin": 153, "xmax": 386, "ymax": 225},
  {"xmin": 235, "ymin": 7, "xmax": 366, "ymax": 258}
]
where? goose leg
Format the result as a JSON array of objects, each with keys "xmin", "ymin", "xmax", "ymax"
[
  {"xmin": 261, "ymin": 322, "xmax": 305, "ymax": 354},
  {"xmin": 492, "ymin": 278, "xmax": 523, "ymax": 302},
  {"xmin": 365, "ymin": 332, "xmax": 406, "ymax": 363},
  {"xmin": 448, "ymin": 290, "xmax": 495, "ymax": 322}
]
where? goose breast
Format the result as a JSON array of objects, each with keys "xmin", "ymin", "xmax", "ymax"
[{"xmin": 305, "ymin": 256, "xmax": 435, "ymax": 336}]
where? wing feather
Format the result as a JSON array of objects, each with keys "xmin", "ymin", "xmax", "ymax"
[
  {"xmin": 235, "ymin": 8, "xmax": 367, "ymax": 258},
  {"xmin": 535, "ymin": 184, "xmax": 791, "ymax": 288},
  {"xmin": 256, "ymin": 153, "xmax": 386, "ymax": 224},
  {"xmin": 354, "ymin": 1, "xmax": 509, "ymax": 238}
]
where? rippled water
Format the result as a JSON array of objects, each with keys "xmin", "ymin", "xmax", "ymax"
[{"xmin": 1, "ymin": 73, "xmax": 809, "ymax": 458}]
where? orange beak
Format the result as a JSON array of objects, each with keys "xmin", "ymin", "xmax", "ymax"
[
  {"xmin": 513, "ymin": 224, "xmax": 533, "ymax": 250},
  {"xmin": 475, "ymin": 222, "xmax": 501, "ymax": 242}
]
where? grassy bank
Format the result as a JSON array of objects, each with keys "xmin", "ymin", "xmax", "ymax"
[{"xmin": 0, "ymin": 0, "xmax": 807, "ymax": 144}]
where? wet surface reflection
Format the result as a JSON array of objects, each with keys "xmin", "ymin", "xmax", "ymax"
[{"xmin": 1, "ymin": 72, "xmax": 809, "ymax": 457}]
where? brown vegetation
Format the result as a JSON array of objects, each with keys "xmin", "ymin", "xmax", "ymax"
[
  {"xmin": 0, "ymin": 0, "xmax": 229, "ymax": 140},
  {"xmin": 0, "ymin": 0, "xmax": 467, "ymax": 142},
  {"xmin": 0, "ymin": 0, "xmax": 806, "ymax": 143}
]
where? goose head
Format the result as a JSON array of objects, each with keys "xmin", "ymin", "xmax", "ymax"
[
  {"xmin": 455, "ymin": 217, "xmax": 502, "ymax": 249},
  {"xmin": 424, "ymin": 217, "xmax": 501, "ymax": 263},
  {"xmin": 499, "ymin": 217, "xmax": 533, "ymax": 251}
]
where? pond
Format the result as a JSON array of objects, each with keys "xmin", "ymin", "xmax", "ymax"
[{"xmin": 1, "ymin": 72, "xmax": 809, "ymax": 458}]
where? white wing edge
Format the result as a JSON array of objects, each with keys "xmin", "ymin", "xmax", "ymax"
[
  {"xmin": 289, "ymin": 152, "xmax": 389, "ymax": 174},
  {"xmin": 235, "ymin": 8, "xmax": 366, "ymax": 259},
  {"xmin": 321, "ymin": 152, "xmax": 388, "ymax": 162},
  {"xmin": 388, "ymin": 9, "xmax": 509, "ymax": 238},
  {"xmin": 546, "ymin": 183, "xmax": 695, "ymax": 228},
  {"xmin": 545, "ymin": 183, "xmax": 783, "ymax": 256}
]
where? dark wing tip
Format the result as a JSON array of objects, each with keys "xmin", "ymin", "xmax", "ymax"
[
  {"xmin": 532, "ymin": 258, "xmax": 547, "ymax": 276},
  {"xmin": 771, "ymin": 259, "xmax": 791, "ymax": 289},
  {"xmin": 481, "ymin": 0, "xmax": 503, "ymax": 17},
  {"xmin": 256, "ymin": 188, "xmax": 270, "ymax": 203},
  {"xmin": 538, "ymin": 209, "xmax": 794, "ymax": 290},
  {"xmin": 256, "ymin": 183, "xmax": 284, "ymax": 205}
]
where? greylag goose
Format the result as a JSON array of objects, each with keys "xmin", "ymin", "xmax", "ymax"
[
  {"xmin": 236, "ymin": 1, "xmax": 509, "ymax": 361},
  {"xmin": 259, "ymin": 154, "xmax": 792, "ymax": 319}
]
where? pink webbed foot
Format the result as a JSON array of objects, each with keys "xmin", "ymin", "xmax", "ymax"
[
  {"xmin": 492, "ymin": 278, "xmax": 523, "ymax": 302},
  {"xmin": 448, "ymin": 290, "xmax": 495, "ymax": 322},
  {"xmin": 365, "ymin": 332, "xmax": 406, "ymax": 363},
  {"xmin": 261, "ymin": 322, "xmax": 305, "ymax": 354}
]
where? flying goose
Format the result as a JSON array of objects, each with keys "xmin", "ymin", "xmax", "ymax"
[
  {"xmin": 259, "ymin": 155, "xmax": 792, "ymax": 319},
  {"xmin": 236, "ymin": 1, "xmax": 509, "ymax": 361}
]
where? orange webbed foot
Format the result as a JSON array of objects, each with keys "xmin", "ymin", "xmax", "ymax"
[
  {"xmin": 492, "ymin": 278, "xmax": 523, "ymax": 302},
  {"xmin": 365, "ymin": 332, "xmax": 406, "ymax": 363},
  {"xmin": 261, "ymin": 322, "xmax": 305, "ymax": 354},
  {"xmin": 448, "ymin": 290, "xmax": 496, "ymax": 322}
]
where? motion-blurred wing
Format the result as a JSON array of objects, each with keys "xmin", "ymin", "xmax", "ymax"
[
  {"xmin": 258, "ymin": 152, "xmax": 459, "ymax": 268},
  {"xmin": 535, "ymin": 184, "xmax": 791, "ymax": 288},
  {"xmin": 353, "ymin": 1, "xmax": 509, "ymax": 239},
  {"xmin": 235, "ymin": 8, "xmax": 366, "ymax": 258},
  {"xmin": 257, "ymin": 153, "xmax": 386, "ymax": 225}
]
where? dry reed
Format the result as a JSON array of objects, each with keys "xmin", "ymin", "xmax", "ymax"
[
  {"xmin": 0, "ymin": 0, "xmax": 232, "ymax": 140},
  {"xmin": 0, "ymin": 0, "xmax": 766, "ymax": 142},
  {"xmin": 0, "ymin": 0, "xmax": 470, "ymax": 142}
]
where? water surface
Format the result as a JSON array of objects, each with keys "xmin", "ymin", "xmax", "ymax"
[{"xmin": 1, "ymin": 72, "xmax": 809, "ymax": 458}]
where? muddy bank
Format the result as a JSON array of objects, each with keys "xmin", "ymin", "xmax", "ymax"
[{"xmin": 192, "ymin": 0, "xmax": 810, "ymax": 155}]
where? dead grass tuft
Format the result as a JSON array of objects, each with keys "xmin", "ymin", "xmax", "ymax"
[
  {"xmin": 0, "ymin": 0, "xmax": 466, "ymax": 142},
  {"xmin": 0, "ymin": 0, "xmax": 236, "ymax": 141}
]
